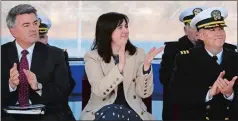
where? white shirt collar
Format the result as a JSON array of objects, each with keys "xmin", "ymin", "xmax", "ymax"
[
  {"xmin": 15, "ymin": 41, "xmax": 35, "ymax": 57},
  {"xmin": 205, "ymin": 48, "xmax": 223, "ymax": 64}
]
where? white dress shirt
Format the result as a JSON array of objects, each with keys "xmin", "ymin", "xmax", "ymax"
[
  {"xmin": 205, "ymin": 48, "xmax": 234, "ymax": 102},
  {"xmin": 9, "ymin": 41, "xmax": 42, "ymax": 104}
]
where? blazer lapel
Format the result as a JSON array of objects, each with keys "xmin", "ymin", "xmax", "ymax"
[
  {"xmin": 30, "ymin": 42, "xmax": 48, "ymax": 79},
  {"xmin": 123, "ymin": 51, "xmax": 135, "ymax": 94},
  {"xmin": 100, "ymin": 51, "xmax": 135, "ymax": 93},
  {"xmin": 100, "ymin": 56, "xmax": 115, "ymax": 76}
]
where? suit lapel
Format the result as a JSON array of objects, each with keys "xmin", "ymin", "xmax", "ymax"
[
  {"xmin": 220, "ymin": 49, "xmax": 235, "ymax": 80},
  {"xmin": 220, "ymin": 49, "xmax": 229, "ymax": 67},
  {"xmin": 30, "ymin": 42, "xmax": 48, "ymax": 79},
  {"xmin": 199, "ymin": 47, "xmax": 219, "ymax": 65},
  {"xmin": 8, "ymin": 41, "xmax": 20, "ymax": 69}
]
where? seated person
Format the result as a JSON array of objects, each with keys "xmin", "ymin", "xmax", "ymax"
[
  {"xmin": 1, "ymin": 4, "xmax": 74, "ymax": 121},
  {"xmin": 79, "ymin": 12, "xmax": 163, "ymax": 120},
  {"xmin": 170, "ymin": 7, "xmax": 238, "ymax": 120}
]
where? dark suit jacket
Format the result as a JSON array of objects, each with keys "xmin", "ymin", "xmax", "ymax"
[
  {"xmin": 49, "ymin": 45, "xmax": 76, "ymax": 95},
  {"xmin": 170, "ymin": 46, "xmax": 238, "ymax": 120},
  {"xmin": 1, "ymin": 41, "xmax": 75, "ymax": 121},
  {"xmin": 63, "ymin": 50, "xmax": 75, "ymax": 95}
]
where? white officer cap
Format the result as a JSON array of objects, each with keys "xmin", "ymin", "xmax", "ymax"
[
  {"xmin": 38, "ymin": 15, "xmax": 52, "ymax": 29},
  {"xmin": 179, "ymin": 6, "xmax": 208, "ymax": 25},
  {"xmin": 38, "ymin": 15, "xmax": 52, "ymax": 35},
  {"xmin": 190, "ymin": 7, "xmax": 228, "ymax": 30}
]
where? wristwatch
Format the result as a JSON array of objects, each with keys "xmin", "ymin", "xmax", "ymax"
[{"xmin": 36, "ymin": 83, "xmax": 43, "ymax": 91}]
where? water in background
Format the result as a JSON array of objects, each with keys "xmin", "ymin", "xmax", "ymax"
[{"xmin": 1, "ymin": 37, "xmax": 166, "ymax": 58}]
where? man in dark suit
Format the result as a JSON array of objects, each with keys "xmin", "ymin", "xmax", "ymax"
[
  {"xmin": 170, "ymin": 7, "xmax": 238, "ymax": 120},
  {"xmin": 38, "ymin": 15, "xmax": 76, "ymax": 95},
  {"xmin": 1, "ymin": 4, "xmax": 75, "ymax": 121}
]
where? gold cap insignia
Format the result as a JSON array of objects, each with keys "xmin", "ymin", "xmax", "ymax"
[
  {"xmin": 211, "ymin": 10, "xmax": 221, "ymax": 20},
  {"xmin": 193, "ymin": 8, "xmax": 203, "ymax": 16}
]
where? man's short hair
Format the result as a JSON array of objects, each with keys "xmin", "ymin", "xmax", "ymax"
[{"xmin": 6, "ymin": 4, "xmax": 37, "ymax": 29}]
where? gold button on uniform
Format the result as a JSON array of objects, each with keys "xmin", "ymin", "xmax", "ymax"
[
  {"xmin": 206, "ymin": 105, "xmax": 210, "ymax": 110},
  {"xmin": 205, "ymin": 116, "xmax": 209, "ymax": 120},
  {"xmin": 141, "ymin": 111, "xmax": 144, "ymax": 115},
  {"xmin": 225, "ymin": 117, "xmax": 229, "ymax": 120}
]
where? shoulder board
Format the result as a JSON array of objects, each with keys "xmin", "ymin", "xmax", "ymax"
[{"xmin": 180, "ymin": 50, "xmax": 190, "ymax": 55}]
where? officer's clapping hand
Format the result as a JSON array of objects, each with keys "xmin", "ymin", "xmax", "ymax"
[
  {"xmin": 209, "ymin": 71, "xmax": 237, "ymax": 98},
  {"xmin": 216, "ymin": 72, "xmax": 237, "ymax": 97},
  {"xmin": 209, "ymin": 71, "xmax": 224, "ymax": 97}
]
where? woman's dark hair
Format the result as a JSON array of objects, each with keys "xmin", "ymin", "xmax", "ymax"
[{"xmin": 91, "ymin": 12, "xmax": 137, "ymax": 63}]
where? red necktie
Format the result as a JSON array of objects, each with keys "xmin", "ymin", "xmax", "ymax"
[{"xmin": 18, "ymin": 50, "xmax": 30, "ymax": 107}]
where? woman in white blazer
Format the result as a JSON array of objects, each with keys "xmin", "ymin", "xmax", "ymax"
[{"xmin": 80, "ymin": 12, "xmax": 163, "ymax": 120}]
